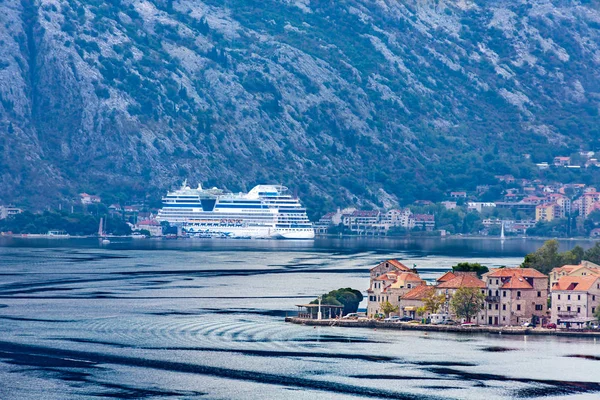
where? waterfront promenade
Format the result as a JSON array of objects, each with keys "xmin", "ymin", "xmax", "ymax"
[{"xmin": 285, "ymin": 317, "xmax": 600, "ymax": 338}]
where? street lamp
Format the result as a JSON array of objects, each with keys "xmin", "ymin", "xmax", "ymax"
[{"xmin": 318, "ymin": 295, "xmax": 322, "ymax": 320}]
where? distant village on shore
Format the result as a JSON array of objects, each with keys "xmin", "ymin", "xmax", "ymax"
[
  {"xmin": 315, "ymin": 154, "xmax": 600, "ymax": 238},
  {"xmin": 2, "ymin": 151, "xmax": 600, "ymax": 238}
]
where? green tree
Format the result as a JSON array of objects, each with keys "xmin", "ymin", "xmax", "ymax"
[
  {"xmin": 452, "ymin": 262, "xmax": 489, "ymax": 278},
  {"xmin": 380, "ymin": 300, "xmax": 399, "ymax": 317},
  {"xmin": 423, "ymin": 289, "xmax": 446, "ymax": 314},
  {"xmin": 310, "ymin": 288, "xmax": 363, "ymax": 315},
  {"xmin": 450, "ymin": 287, "xmax": 485, "ymax": 323},
  {"xmin": 521, "ymin": 239, "xmax": 562, "ymax": 274},
  {"xmin": 584, "ymin": 243, "xmax": 600, "ymax": 264}
]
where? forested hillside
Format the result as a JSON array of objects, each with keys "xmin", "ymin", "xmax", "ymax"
[{"xmin": 1, "ymin": 0, "xmax": 599, "ymax": 216}]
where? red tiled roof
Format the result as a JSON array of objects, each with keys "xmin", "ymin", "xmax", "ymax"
[
  {"xmin": 370, "ymin": 259, "xmax": 412, "ymax": 272},
  {"xmin": 501, "ymin": 278, "xmax": 533, "ymax": 289},
  {"xmin": 388, "ymin": 259, "xmax": 411, "ymax": 271},
  {"xmin": 436, "ymin": 274, "xmax": 485, "ymax": 289},
  {"xmin": 402, "ymin": 285, "xmax": 433, "ymax": 300},
  {"xmin": 374, "ymin": 272, "xmax": 398, "ymax": 281},
  {"xmin": 487, "ymin": 268, "xmax": 547, "ymax": 279},
  {"xmin": 437, "ymin": 271, "xmax": 457, "ymax": 282},
  {"xmin": 553, "ymin": 275, "xmax": 600, "ymax": 291}
]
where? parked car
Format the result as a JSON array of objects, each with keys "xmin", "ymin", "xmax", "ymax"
[
  {"xmin": 384, "ymin": 316, "xmax": 402, "ymax": 323},
  {"xmin": 544, "ymin": 323, "xmax": 557, "ymax": 329},
  {"xmin": 399, "ymin": 316, "xmax": 414, "ymax": 322},
  {"xmin": 461, "ymin": 322, "xmax": 478, "ymax": 327},
  {"xmin": 342, "ymin": 313, "xmax": 359, "ymax": 320}
]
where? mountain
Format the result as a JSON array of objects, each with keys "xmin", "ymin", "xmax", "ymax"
[{"xmin": 1, "ymin": 0, "xmax": 599, "ymax": 216}]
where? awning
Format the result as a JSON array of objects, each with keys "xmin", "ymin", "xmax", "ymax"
[
  {"xmin": 558, "ymin": 317, "xmax": 597, "ymax": 323},
  {"xmin": 403, "ymin": 306, "xmax": 416, "ymax": 311}
]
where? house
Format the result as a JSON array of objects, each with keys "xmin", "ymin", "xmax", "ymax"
[
  {"xmin": 495, "ymin": 175, "xmax": 515, "ymax": 184},
  {"xmin": 550, "ymin": 276, "xmax": 600, "ymax": 327},
  {"xmin": 482, "ymin": 268, "xmax": 549, "ymax": 326},
  {"xmin": 411, "ymin": 214, "xmax": 435, "ymax": 231},
  {"xmin": 434, "ymin": 272, "xmax": 486, "ymax": 323},
  {"xmin": 535, "ymin": 203, "xmax": 556, "ymax": 222},
  {"xmin": 0, "ymin": 205, "xmax": 23, "ymax": 220},
  {"xmin": 80, "ymin": 193, "xmax": 101, "ymax": 205},
  {"xmin": 553, "ymin": 156, "xmax": 571, "ymax": 167},
  {"xmin": 134, "ymin": 219, "xmax": 163, "ymax": 236},
  {"xmin": 441, "ymin": 201, "xmax": 457, "ymax": 210},
  {"xmin": 579, "ymin": 193, "xmax": 600, "ymax": 218},
  {"xmin": 549, "ymin": 262, "xmax": 600, "ymax": 287},
  {"xmin": 467, "ymin": 202, "xmax": 496, "ymax": 213},
  {"xmin": 450, "ymin": 191, "xmax": 467, "ymax": 199},
  {"xmin": 342, "ymin": 210, "xmax": 385, "ymax": 235},
  {"xmin": 367, "ymin": 260, "xmax": 423, "ymax": 316},
  {"xmin": 399, "ymin": 285, "xmax": 435, "ymax": 319}
]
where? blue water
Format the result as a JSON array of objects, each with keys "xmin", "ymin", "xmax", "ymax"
[{"xmin": 0, "ymin": 237, "xmax": 599, "ymax": 399}]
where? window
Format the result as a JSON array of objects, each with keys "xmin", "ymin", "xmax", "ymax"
[
  {"xmin": 558, "ymin": 306, "xmax": 561, "ymax": 311},
  {"xmin": 489, "ymin": 280, "xmax": 492, "ymax": 284},
  {"xmin": 495, "ymin": 304, "xmax": 499, "ymax": 310},
  {"xmin": 503, "ymin": 291, "xmax": 506, "ymax": 297},
  {"xmin": 577, "ymin": 307, "xmax": 581, "ymax": 313},
  {"xmin": 488, "ymin": 303, "xmax": 492, "ymax": 310},
  {"xmin": 489, "ymin": 290, "xmax": 492, "ymax": 296},
  {"xmin": 567, "ymin": 295, "xmax": 571, "ymax": 300},
  {"xmin": 517, "ymin": 304, "xmax": 521, "ymax": 311},
  {"xmin": 567, "ymin": 306, "xmax": 571, "ymax": 311},
  {"xmin": 495, "ymin": 290, "xmax": 499, "ymax": 296},
  {"xmin": 517, "ymin": 291, "xmax": 521, "ymax": 298},
  {"xmin": 594, "ymin": 295, "xmax": 596, "ymax": 301},
  {"xmin": 495, "ymin": 279, "xmax": 499, "ymax": 285},
  {"xmin": 398, "ymin": 296, "xmax": 401, "ymax": 301},
  {"xmin": 537, "ymin": 291, "xmax": 541, "ymax": 297},
  {"xmin": 578, "ymin": 295, "xmax": 581, "ymax": 301},
  {"xmin": 503, "ymin": 316, "xmax": 506, "ymax": 321},
  {"xmin": 558, "ymin": 294, "xmax": 561, "ymax": 300},
  {"xmin": 535, "ymin": 304, "xmax": 543, "ymax": 311},
  {"xmin": 502, "ymin": 304, "xmax": 506, "ymax": 311}
]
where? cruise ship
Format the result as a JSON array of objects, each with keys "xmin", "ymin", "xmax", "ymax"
[{"xmin": 156, "ymin": 181, "xmax": 315, "ymax": 239}]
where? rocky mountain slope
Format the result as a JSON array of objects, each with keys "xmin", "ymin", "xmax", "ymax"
[{"xmin": 1, "ymin": 0, "xmax": 599, "ymax": 214}]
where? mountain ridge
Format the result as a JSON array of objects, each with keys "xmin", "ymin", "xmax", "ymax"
[{"xmin": 1, "ymin": 0, "xmax": 599, "ymax": 216}]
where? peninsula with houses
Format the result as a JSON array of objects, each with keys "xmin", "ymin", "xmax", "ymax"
[{"xmin": 289, "ymin": 256, "xmax": 600, "ymax": 336}]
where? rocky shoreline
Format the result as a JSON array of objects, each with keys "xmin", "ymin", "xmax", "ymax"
[{"xmin": 285, "ymin": 317, "xmax": 600, "ymax": 338}]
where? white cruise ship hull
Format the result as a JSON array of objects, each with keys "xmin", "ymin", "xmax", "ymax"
[{"xmin": 158, "ymin": 183, "xmax": 315, "ymax": 239}]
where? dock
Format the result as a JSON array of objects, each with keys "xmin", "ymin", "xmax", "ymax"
[{"xmin": 285, "ymin": 317, "xmax": 600, "ymax": 338}]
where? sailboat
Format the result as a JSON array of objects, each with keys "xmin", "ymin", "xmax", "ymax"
[{"xmin": 99, "ymin": 217, "xmax": 110, "ymax": 244}]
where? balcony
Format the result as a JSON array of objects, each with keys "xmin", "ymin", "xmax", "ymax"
[
  {"xmin": 557, "ymin": 310, "xmax": 577, "ymax": 317},
  {"xmin": 486, "ymin": 296, "xmax": 500, "ymax": 303}
]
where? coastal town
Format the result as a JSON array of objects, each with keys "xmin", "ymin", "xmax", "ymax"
[
  {"xmin": 2, "ymin": 152, "xmax": 600, "ymax": 239},
  {"xmin": 292, "ymin": 257, "xmax": 600, "ymax": 334},
  {"xmin": 315, "ymin": 156, "xmax": 600, "ymax": 238}
]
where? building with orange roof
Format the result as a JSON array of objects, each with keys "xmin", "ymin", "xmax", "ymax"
[
  {"xmin": 369, "ymin": 259, "xmax": 411, "ymax": 280},
  {"xmin": 398, "ymin": 285, "xmax": 435, "ymax": 319},
  {"xmin": 367, "ymin": 260, "xmax": 424, "ymax": 317},
  {"xmin": 436, "ymin": 271, "xmax": 457, "ymax": 283},
  {"xmin": 434, "ymin": 273, "xmax": 487, "ymax": 323},
  {"xmin": 551, "ymin": 275, "xmax": 600, "ymax": 325},
  {"xmin": 481, "ymin": 267, "xmax": 549, "ymax": 326},
  {"xmin": 550, "ymin": 261, "xmax": 600, "ymax": 287}
]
